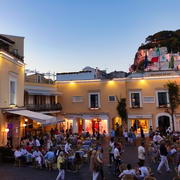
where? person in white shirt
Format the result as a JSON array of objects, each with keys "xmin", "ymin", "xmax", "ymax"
[
  {"xmin": 34, "ymin": 149, "xmax": 43, "ymax": 168},
  {"xmin": 109, "ymin": 137, "xmax": 115, "ymax": 166},
  {"xmin": 64, "ymin": 140, "xmax": 71, "ymax": 154},
  {"xmin": 123, "ymin": 130, "xmax": 128, "ymax": 143},
  {"xmin": 47, "ymin": 138, "xmax": 53, "ymax": 150},
  {"xmin": 20, "ymin": 146, "xmax": 28, "ymax": 156},
  {"xmin": 114, "ymin": 143, "xmax": 121, "ymax": 175},
  {"xmin": 119, "ymin": 164, "xmax": 136, "ymax": 178},
  {"xmin": 170, "ymin": 145, "xmax": 177, "ymax": 155},
  {"xmin": 14, "ymin": 147, "xmax": 22, "ymax": 159},
  {"xmin": 137, "ymin": 162, "xmax": 149, "ymax": 178},
  {"xmin": 153, "ymin": 133, "xmax": 163, "ymax": 144},
  {"xmin": 35, "ymin": 138, "xmax": 41, "ymax": 147},
  {"xmin": 138, "ymin": 142, "xmax": 145, "ymax": 165}
]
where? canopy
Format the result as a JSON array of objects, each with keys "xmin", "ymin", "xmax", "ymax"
[
  {"xmin": 7, "ymin": 109, "xmax": 63, "ymax": 125},
  {"xmin": 25, "ymin": 89, "xmax": 62, "ymax": 96},
  {"xmin": 66, "ymin": 114, "xmax": 109, "ymax": 120}
]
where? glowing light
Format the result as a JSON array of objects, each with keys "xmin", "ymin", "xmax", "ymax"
[
  {"xmin": 70, "ymin": 81, "xmax": 75, "ymax": 85},
  {"xmin": 108, "ymin": 80, "xmax": 115, "ymax": 85},
  {"xmin": 5, "ymin": 128, "xmax": 9, "ymax": 133},
  {"xmin": 37, "ymin": 122, "xmax": 41, "ymax": 125},
  {"xmin": 22, "ymin": 124, "xmax": 26, "ymax": 127},
  {"xmin": 25, "ymin": 119, "xmax": 28, "ymax": 122}
]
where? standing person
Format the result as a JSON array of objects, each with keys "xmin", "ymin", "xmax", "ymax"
[
  {"xmin": 157, "ymin": 141, "xmax": 170, "ymax": 173},
  {"xmin": 109, "ymin": 137, "xmax": 115, "ymax": 166},
  {"xmin": 140, "ymin": 127, "xmax": 145, "ymax": 139},
  {"xmin": 153, "ymin": 132, "xmax": 163, "ymax": 144},
  {"xmin": 128, "ymin": 129, "xmax": 133, "ymax": 145},
  {"xmin": 114, "ymin": 142, "xmax": 121, "ymax": 176},
  {"xmin": 138, "ymin": 142, "xmax": 146, "ymax": 165},
  {"xmin": 64, "ymin": 140, "xmax": 71, "ymax": 154},
  {"xmin": 96, "ymin": 147, "xmax": 104, "ymax": 180},
  {"xmin": 90, "ymin": 150, "xmax": 98, "ymax": 180},
  {"xmin": 123, "ymin": 130, "xmax": 128, "ymax": 144},
  {"xmin": 149, "ymin": 126, "xmax": 154, "ymax": 140},
  {"xmin": 115, "ymin": 123, "xmax": 120, "ymax": 137},
  {"xmin": 93, "ymin": 148, "xmax": 103, "ymax": 180},
  {"xmin": 110, "ymin": 129, "xmax": 115, "ymax": 138},
  {"xmin": 56, "ymin": 151, "xmax": 65, "ymax": 180}
]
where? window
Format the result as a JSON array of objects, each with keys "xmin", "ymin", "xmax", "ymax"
[
  {"xmin": 129, "ymin": 91, "xmax": 142, "ymax": 108},
  {"xmin": 156, "ymin": 90, "xmax": 169, "ymax": 107},
  {"xmin": 72, "ymin": 96, "xmax": 83, "ymax": 103},
  {"xmin": 10, "ymin": 80, "xmax": 16, "ymax": 105},
  {"xmin": 89, "ymin": 92, "xmax": 100, "ymax": 109},
  {"xmin": 108, "ymin": 96, "xmax": 116, "ymax": 102}
]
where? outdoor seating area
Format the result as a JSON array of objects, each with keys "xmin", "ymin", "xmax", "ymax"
[{"xmin": 12, "ymin": 129, "xmax": 102, "ymax": 173}]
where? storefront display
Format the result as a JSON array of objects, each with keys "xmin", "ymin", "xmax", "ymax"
[
  {"xmin": 112, "ymin": 117, "xmax": 122, "ymax": 130},
  {"xmin": 131, "ymin": 119, "xmax": 149, "ymax": 133},
  {"xmin": 85, "ymin": 118, "xmax": 108, "ymax": 134}
]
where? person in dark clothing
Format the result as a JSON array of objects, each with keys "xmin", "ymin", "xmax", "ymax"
[
  {"xmin": 140, "ymin": 127, "xmax": 145, "ymax": 139},
  {"xmin": 157, "ymin": 141, "xmax": 170, "ymax": 173}
]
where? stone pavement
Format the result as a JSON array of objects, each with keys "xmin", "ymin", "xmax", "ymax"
[{"xmin": 0, "ymin": 138, "xmax": 177, "ymax": 180}]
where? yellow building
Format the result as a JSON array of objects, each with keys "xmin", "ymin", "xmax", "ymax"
[
  {"xmin": 56, "ymin": 70, "xmax": 180, "ymax": 136},
  {"xmin": 0, "ymin": 34, "xmax": 25, "ymax": 146},
  {"xmin": 24, "ymin": 73, "xmax": 63, "ymax": 135}
]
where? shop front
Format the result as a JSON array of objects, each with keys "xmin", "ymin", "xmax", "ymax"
[
  {"xmin": 128, "ymin": 114, "xmax": 152, "ymax": 136},
  {"xmin": 65, "ymin": 114, "xmax": 109, "ymax": 135},
  {"xmin": 4, "ymin": 109, "xmax": 62, "ymax": 146},
  {"xmin": 112, "ymin": 116, "xmax": 122, "ymax": 130}
]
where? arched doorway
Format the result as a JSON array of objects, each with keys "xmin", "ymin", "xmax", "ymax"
[{"xmin": 158, "ymin": 116, "xmax": 170, "ymax": 135}]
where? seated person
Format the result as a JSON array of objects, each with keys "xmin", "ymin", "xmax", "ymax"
[
  {"xmin": 44, "ymin": 148, "xmax": 55, "ymax": 170},
  {"xmin": 14, "ymin": 147, "xmax": 23, "ymax": 160},
  {"xmin": 20, "ymin": 146, "xmax": 28, "ymax": 160},
  {"xmin": 137, "ymin": 162, "xmax": 149, "ymax": 179},
  {"xmin": 26, "ymin": 149, "xmax": 33, "ymax": 163},
  {"xmin": 119, "ymin": 164, "xmax": 136, "ymax": 179}
]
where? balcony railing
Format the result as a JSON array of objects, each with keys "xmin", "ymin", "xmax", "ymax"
[{"xmin": 26, "ymin": 103, "xmax": 62, "ymax": 112}]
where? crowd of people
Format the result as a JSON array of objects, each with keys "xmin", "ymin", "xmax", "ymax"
[
  {"xmin": 11, "ymin": 125, "xmax": 180, "ymax": 180},
  {"xmin": 13, "ymin": 128, "xmax": 98, "ymax": 180},
  {"xmin": 106, "ymin": 125, "xmax": 180, "ymax": 180}
]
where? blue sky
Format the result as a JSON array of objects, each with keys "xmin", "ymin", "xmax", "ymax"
[{"xmin": 1, "ymin": 0, "xmax": 180, "ymax": 73}]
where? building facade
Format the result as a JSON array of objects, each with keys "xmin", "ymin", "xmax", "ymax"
[
  {"xmin": 0, "ymin": 34, "xmax": 25, "ymax": 146},
  {"xmin": 1, "ymin": 33, "xmax": 180, "ymax": 147},
  {"xmin": 56, "ymin": 70, "xmax": 180, "ymax": 136},
  {"xmin": 24, "ymin": 73, "xmax": 63, "ymax": 134}
]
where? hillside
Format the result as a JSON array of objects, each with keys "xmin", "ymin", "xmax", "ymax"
[{"xmin": 130, "ymin": 29, "xmax": 180, "ymax": 72}]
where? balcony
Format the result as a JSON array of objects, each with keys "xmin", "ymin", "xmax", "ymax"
[
  {"xmin": 26, "ymin": 103, "xmax": 62, "ymax": 112},
  {"xmin": 0, "ymin": 44, "xmax": 24, "ymax": 62}
]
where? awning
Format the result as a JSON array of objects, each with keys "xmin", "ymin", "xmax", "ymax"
[
  {"xmin": 65, "ymin": 114, "xmax": 109, "ymax": 120},
  {"xmin": 6, "ymin": 109, "xmax": 63, "ymax": 125},
  {"xmin": 25, "ymin": 89, "xmax": 62, "ymax": 96},
  {"xmin": 128, "ymin": 114, "xmax": 152, "ymax": 119}
]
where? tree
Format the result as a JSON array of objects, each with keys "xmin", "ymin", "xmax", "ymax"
[
  {"xmin": 116, "ymin": 97, "xmax": 128, "ymax": 127},
  {"xmin": 166, "ymin": 81, "xmax": 180, "ymax": 131}
]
